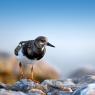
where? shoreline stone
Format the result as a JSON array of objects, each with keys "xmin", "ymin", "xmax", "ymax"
[{"xmin": 0, "ymin": 75, "xmax": 95, "ymax": 95}]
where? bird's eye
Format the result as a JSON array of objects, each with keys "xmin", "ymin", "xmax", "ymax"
[{"xmin": 41, "ymin": 40, "xmax": 45, "ymax": 42}]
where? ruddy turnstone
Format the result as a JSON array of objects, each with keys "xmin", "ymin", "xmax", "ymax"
[{"xmin": 14, "ymin": 36, "xmax": 55, "ymax": 80}]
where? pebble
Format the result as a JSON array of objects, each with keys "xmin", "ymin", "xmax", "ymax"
[{"xmin": 0, "ymin": 75, "xmax": 95, "ymax": 95}]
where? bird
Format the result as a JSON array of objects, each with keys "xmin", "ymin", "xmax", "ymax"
[{"xmin": 14, "ymin": 36, "xmax": 55, "ymax": 81}]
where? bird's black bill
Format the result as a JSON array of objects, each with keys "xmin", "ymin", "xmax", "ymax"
[{"xmin": 47, "ymin": 42, "xmax": 55, "ymax": 47}]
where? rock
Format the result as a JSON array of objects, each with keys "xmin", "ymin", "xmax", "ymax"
[
  {"xmin": 28, "ymin": 89, "xmax": 46, "ymax": 95},
  {"xmin": 41, "ymin": 80, "xmax": 64, "ymax": 90},
  {"xmin": 25, "ymin": 60, "xmax": 60, "ymax": 82},
  {"xmin": 47, "ymin": 90, "xmax": 72, "ymax": 95},
  {"xmin": 10, "ymin": 79, "xmax": 43, "ymax": 92},
  {"xmin": 69, "ymin": 75, "xmax": 95, "ymax": 94},
  {"xmin": 71, "ymin": 75, "xmax": 95, "ymax": 89},
  {"xmin": 0, "ymin": 54, "xmax": 19, "ymax": 84},
  {"xmin": 77, "ymin": 75, "xmax": 95, "ymax": 85},
  {"xmin": 10, "ymin": 79, "xmax": 36, "ymax": 92},
  {"xmin": 81, "ymin": 83, "xmax": 95, "ymax": 95},
  {"xmin": 68, "ymin": 68, "xmax": 95, "ymax": 84},
  {"xmin": 71, "ymin": 75, "xmax": 95, "ymax": 95},
  {"xmin": 0, "ymin": 88, "xmax": 46, "ymax": 95},
  {"xmin": 72, "ymin": 83, "xmax": 95, "ymax": 95},
  {"xmin": 63, "ymin": 79, "xmax": 75, "ymax": 87},
  {"xmin": 0, "ymin": 82, "xmax": 7, "ymax": 89},
  {"xmin": 62, "ymin": 79, "xmax": 76, "ymax": 91},
  {"xmin": 6, "ymin": 79, "xmax": 45, "ymax": 95},
  {"xmin": 41, "ymin": 80, "xmax": 73, "ymax": 93},
  {"xmin": 1, "ymin": 77, "xmax": 95, "ymax": 95},
  {"xmin": 0, "ymin": 79, "xmax": 74, "ymax": 95},
  {"xmin": 0, "ymin": 89, "xmax": 27, "ymax": 95},
  {"xmin": 0, "ymin": 55, "xmax": 59, "ymax": 84}
]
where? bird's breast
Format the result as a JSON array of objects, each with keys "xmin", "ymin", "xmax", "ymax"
[{"xmin": 16, "ymin": 49, "xmax": 37, "ymax": 65}]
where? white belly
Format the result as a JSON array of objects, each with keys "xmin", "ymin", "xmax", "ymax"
[{"xmin": 17, "ymin": 49, "xmax": 37, "ymax": 65}]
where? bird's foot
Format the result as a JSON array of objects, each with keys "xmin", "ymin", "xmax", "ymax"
[
  {"xmin": 19, "ymin": 71, "xmax": 27, "ymax": 80},
  {"xmin": 19, "ymin": 73, "xmax": 24, "ymax": 79},
  {"xmin": 32, "ymin": 80, "xmax": 40, "ymax": 84},
  {"xmin": 29, "ymin": 78, "xmax": 40, "ymax": 84}
]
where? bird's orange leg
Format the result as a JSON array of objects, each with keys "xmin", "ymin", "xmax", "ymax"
[
  {"xmin": 31, "ymin": 65, "xmax": 34, "ymax": 80},
  {"xmin": 30, "ymin": 65, "xmax": 39, "ymax": 83},
  {"xmin": 19, "ymin": 62, "xmax": 24, "ymax": 79}
]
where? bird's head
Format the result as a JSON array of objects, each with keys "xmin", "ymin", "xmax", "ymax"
[{"xmin": 34, "ymin": 36, "xmax": 55, "ymax": 49}]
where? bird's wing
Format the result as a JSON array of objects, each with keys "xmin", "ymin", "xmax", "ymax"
[
  {"xmin": 14, "ymin": 44, "xmax": 22, "ymax": 56},
  {"xmin": 14, "ymin": 41, "xmax": 28, "ymax": 56},
  {"xmin": 14, "ymin": 40, "xmax": 34, "ymax": 56}
]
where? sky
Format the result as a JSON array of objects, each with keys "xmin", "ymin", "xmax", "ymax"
[{"xmin": 0, "ymin": 0, "xmax": 95, "ymax": 77}]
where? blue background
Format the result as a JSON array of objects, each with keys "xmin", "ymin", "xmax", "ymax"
[{"xmin": 0, "ymin": 0, "xmax": 95, "ymax": 77}]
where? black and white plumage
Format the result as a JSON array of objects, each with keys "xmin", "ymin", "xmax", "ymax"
[
  {"xmin": 14, "ymin": 36, "xmax": 55, "ymax": 80},
  {"xmin": 15, "ymin": 36, "xmax": 55, "ymax": 64}
]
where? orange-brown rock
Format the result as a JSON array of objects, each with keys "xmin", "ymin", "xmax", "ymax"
[{"xmin": 0, "ymin": 53, "xmax": 59, "ymax": 84}]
